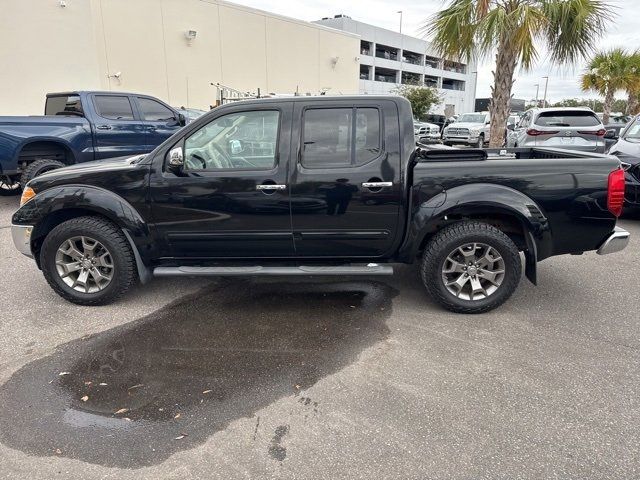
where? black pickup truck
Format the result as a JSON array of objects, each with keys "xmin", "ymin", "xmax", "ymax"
[{"xmin": 11, "ymin": 96, "xmax": 629, "ymax": 313}]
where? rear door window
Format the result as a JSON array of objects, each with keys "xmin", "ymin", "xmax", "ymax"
[
  {"xmin": 45, "ymin": 95, "xmax": 84, "ymax": 117},
  {"xmin": 536, "ymin": 111, "xmax": 601, "ymax": 127},
  {"xmin": 138, "ymin": 97, "xmax": 176, "ymax": 122},
  {"xmin": 94, "ymin": 95, "xmax": 135, "ymax": 120},
  {"xmin": 302, "ymin": 107, "xmax": 382, "ymax": 168}
]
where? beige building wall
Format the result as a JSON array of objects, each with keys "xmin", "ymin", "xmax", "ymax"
[{"xmin": 0, "ymin": 0, "xmax": 360, "ymax": 115}]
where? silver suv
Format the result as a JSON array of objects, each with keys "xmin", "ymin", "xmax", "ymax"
[
  {"xmin": 506, "ymin": 107, "xmax": 606, "ymax": 152},
  {"xmin": 442, "ymin": 112, "xmax": 491, "ymax": 148}
]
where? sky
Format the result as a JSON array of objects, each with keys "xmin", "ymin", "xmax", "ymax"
[{"xmin": 234, "ymin": 0, "xmax": 636, "ymax": 104}]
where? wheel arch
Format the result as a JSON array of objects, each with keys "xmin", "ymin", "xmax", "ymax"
[
  {"xmin": 22, "ymin": 186, "xmax": 152, "ymax": 282},
  {"xmin": 398, "ymin": 183, "xmax": 552, "ymax": 284},
  {"xmin": 16, "ymin": 139, "xmax": 77, "ymax": 166}
]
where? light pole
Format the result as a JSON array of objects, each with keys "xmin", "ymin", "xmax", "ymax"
[
  {"xmin": 397, "ymin": 11, "xmax": 403, "ymax": 85},
  {"xmin": 534, "ymin": 84, "xmax": 540, "ymax": 106},
  {"xmin": 542, "ymin": 76, "xmax": 549, "ymax": 107}
]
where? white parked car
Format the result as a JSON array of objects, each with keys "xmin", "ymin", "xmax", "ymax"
[
  {"xmin": 506, "ymin": 107, "xmax": 606, "ymax": 153},
  {"xmin": 442, "ymin": 112, "xmax": 491, "ymax": 148},
  {"xmin": 414, "ymin": 121, "xmax": 441, "ymax": 144}
]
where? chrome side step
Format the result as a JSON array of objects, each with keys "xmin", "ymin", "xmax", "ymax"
[{"xmin": 153, "ymin": 264, "xmax": 394, "ymax": 277}]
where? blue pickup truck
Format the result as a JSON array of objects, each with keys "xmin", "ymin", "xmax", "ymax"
[{"xmin": 0, "ymin": 91, "xmax": 187, "ymax": 193}]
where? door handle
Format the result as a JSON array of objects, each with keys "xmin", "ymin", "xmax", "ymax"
[
  {"xmin": 256, "ymin": 184, "xmax": 287, "ymax": 190},
  {"xmin": 96, "ymin": 125, "xmax": 112, "ymax": 130},
  {"xmin": 362, "ymin": 182, "xmax": 392, "ymax": 188}
]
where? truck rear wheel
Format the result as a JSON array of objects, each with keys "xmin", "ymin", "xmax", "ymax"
[
  {"xmin": 40, "ymin": 216, "xmax": 137, "ymax": 305},
  {"xmin": 20, "ymin": 158, "xmax": 66, "ymax": 188},
  {"xmin": 420, "ymin": 221, "xmax": 522, "ymax": 313}
]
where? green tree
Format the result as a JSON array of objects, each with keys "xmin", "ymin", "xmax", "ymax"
[
  {"xmin": 424, "ymin": 0, "xmax": 612, "ymax": 147},
  {"xmin": 581, "ymin": 48, "xmax": 635, "ymax": 123},
  {"xmin": 392, "ymin": 84, "xmax": 443, "ymax": 119}
]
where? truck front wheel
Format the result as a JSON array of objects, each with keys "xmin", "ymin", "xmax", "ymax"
[
  {"xmin": 40, "ymin": 216, "xmax": 138, "ymax": 305},
  {"xmin": 20, "ymin": 158, "xmax": 66, "ymax": 188},
  {"xmin": 420, "ymin": 221, "xmax": 522, "ymax": 313},
  {"xmin": 0, "ymin": 176, "xmax": 21, "ymax": 196}
]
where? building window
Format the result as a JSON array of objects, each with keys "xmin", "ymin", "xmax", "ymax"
[
  {"xmin": 402, "ymin": 50, "xmax": 423, "ymax": 66},
  {"xmin": 424, "ymin": 75, "xmax": 439, "ymax": 88},
  {"xmin": 375, "ymin": 44, "xmax": 398, "ymax": 61},
  {"xmin": 443, "ymin": 61, "xmax": 467, "ymax": 74},
  {"xmin": 359, "ymin": 64, "xmax": 371, "ymax": 80},
  {"xmin": 442, "ymin": 78, "xmax": 465, "ymax": 91},
  {"xmin": 401, "ymin": 72, "xmax": 421, "ymax": 85},
  {"xmin": 360, "ymin": 40, "xmax": 372, "ymax": 56},
  {"xmin": 425, "ymin": 56, "xmax": 440, "ymax": 69},
  {"xmin": 374, "ymin": 67, "xmax": 398, "ymax": 83}
]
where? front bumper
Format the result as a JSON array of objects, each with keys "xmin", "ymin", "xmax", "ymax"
[
  {"xmin": 11, "ymin": 224, "xmax": 34, "ymax": 258},
  {"xmin": 596, "ymin": 227, "xmax": 630, "ymax": 255}
]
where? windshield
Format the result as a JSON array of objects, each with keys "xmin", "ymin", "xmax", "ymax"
[
  {"xmin": 457, "ymin": 114, "xmax": 487, "ymax": 123},
  {"xmin": 622, "ymin": 117, "xmax": 640, "ymax": 142}
]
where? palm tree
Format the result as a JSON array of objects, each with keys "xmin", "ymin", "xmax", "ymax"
[
  {"xmin": 581, "ymin": 49, "xmax": 635, "ymax": 124},
  {"xmin": 624, "ymin": 51, "xmax": 640, "ymax": 116},
  {"xmin": 424, "ymin": 0, "xmax": 613, "ymax": 148}
]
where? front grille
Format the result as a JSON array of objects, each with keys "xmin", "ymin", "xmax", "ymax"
[{"xmin": 447, "ymin": 128, "xmax": 469, "ymax": 136}]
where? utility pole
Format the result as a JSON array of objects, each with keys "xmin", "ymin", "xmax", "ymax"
[
  {"xmin": 397, "ymin": 11, "xmax": 403, "ymax": 85},
  {"xmin": 542, "ymin": 76, "xmax": 549, "ymax": 108}
]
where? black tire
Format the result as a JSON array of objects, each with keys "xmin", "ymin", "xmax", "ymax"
[
  {"xmin": 420, "ymin": 221, "xmax": 522, "ymax": 314},
  {"xmin": 475, "ymin": 134, "xmax": 484, "ymax": 149},
  {"xmin": 0, "ymin": 176, "xmax": 21, "ymax": 196},
  {"xmin": 19, "ymin": 158, "xmax": 66, "ymax": 188},
  {"xmin": 40, "ymin": 216, "xmax": 137, "ymax": 305}
]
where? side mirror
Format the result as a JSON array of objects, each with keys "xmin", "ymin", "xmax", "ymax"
[
  {"xmin": 485, "ymin": 120, "xmax": 491, "ymax": 125},
  {"xmin": 604, "ymin": 129, "xmax": 618, "ymax": 140},
  {"xmin": 178, "ymin": 113, "xmax": 187, "ymax": 127},
  {"xmin": 507, "ymin": 124, "xmax": 515, "ymax": 131},
  {"xmin": 168, "ymin": 145, "xmax": 184, "ymax": 171}
]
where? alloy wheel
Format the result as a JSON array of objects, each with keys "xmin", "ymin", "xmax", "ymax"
[
  {"xmin": 55, "ymin": 236, "xmax": 114, "ymax": 293},
  {"xmin": 441, "ymin": 242, "xmax": 505, "ymax": 301}
]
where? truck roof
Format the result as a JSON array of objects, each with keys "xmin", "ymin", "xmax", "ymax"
[
  {"xmin": 217, "ymin": 95, "xmax": 405, "ymax": 107},
  {"xmin": 46, "ymin": 90, "xmax": 157, "ymax": 97}
]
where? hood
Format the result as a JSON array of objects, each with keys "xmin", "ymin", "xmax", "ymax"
[
  {"xmin": 610, "ymin": 139, "xmax": 640, "ymax": 164},
  {"xmin": 446, "ymin": 122, "xmax": 484, "ymax": 130},
  {"xmin": 28, "ymin": 155, "xmax": 146, "ymax": 190}
]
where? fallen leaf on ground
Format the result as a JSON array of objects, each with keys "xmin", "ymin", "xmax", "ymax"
[
  {"xmin": 174, "ymin": 433, "xmax": 188, "ymax": 440},
  {"xmin": 202, "ymin": 390, "xmax": 212, "ymax": 394},
  {"xmin": 98, "ymin": 383, "xmax": 108, "ymax": 386},
  {"xmin": 128, "ymin": 384, "xmax": 144, "ymax": 390},
  {"xmin": 114, "ymin": 408, "xmax": 129, "ymax": 415},
  {"xmin": 55, "ymin": 449, "xmax": 62, "ymax": 455},
  {"xmin": 84, "ymin": 381, "xmax": 92, "ymax": 386},
  {"xmin": 58, "ymin": 372, "xmax": 70, "ymax": 376},
  {"xmin": 174, "ymin": 413, "xmax": 181, "ymax": 419},
  {"xmin": 80, "ymin": 396, "xmax": 89, "ymax": 402}
]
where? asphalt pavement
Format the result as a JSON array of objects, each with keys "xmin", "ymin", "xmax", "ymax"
[{"xmin": 0, "ymin": 194, "xmax": 639, "ymax": 479}]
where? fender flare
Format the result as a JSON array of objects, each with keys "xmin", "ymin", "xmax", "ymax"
[
  {"xmin": 398, "ymin": 183, "xmax": 552, "ymax": 284},
  {"xmin": 20, "ymin": 185, "xmax": 153, "ymax": 283}
]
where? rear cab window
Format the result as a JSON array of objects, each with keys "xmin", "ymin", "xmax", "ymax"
[
  {"xmin": 93, "ymin": 95, "xmax": 135, "ymax": 120},
  {"xmin": 302, "ymin": 107, "xmax": 382, "ymax": 168},
  {"xmin": 45, "ymin": 95, "xmax": 84, "ymax": 117},
  {"xmin": 535, "ymin": 111, "xmax": 601, "ymax": 127}
]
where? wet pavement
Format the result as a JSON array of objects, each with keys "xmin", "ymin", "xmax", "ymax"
[{"xmin": 1, "ymin": 195, "xmax": 640, "ymax": 479}]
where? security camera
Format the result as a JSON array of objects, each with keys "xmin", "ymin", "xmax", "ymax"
[
  {"xmin": 185, "ymin": 30, "xmax": 197, "ymax": 42},
  {"xmin": 113, "ymin": 71, "xmax": 121, "ymax": 79},
  {"xmin": 354, "ymin": 56, "xmax": 361, "ymax": 62},
  {"xmin": 59, "ymin": 0, "xmax": 67, "ymax": 7}
]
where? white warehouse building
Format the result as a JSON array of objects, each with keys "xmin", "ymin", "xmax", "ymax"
[{"xmin": 314, "ymin": 16, "xmax": 478, "ymax": 117}]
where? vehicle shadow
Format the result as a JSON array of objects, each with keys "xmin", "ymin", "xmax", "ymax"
[{"xmin": 0, "ymin": 278, "xmax": 397, "ymax": 468}]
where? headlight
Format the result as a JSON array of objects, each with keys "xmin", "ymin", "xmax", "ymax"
[{"xmin": 20, "ymin": 186, "xmax": 36, "ymax": 206}]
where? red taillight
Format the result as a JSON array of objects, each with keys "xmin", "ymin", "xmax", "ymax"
[
  {"xmin": 579, "ymin": 129, "xmax": 607, "ymax": 136},
  {"xmin": 607, "ymin": 168, "xmax": 626, "ymax": 217},
  {"xmin": 527, "ymin": 129, "xmax": 558, "ymax": 136}
]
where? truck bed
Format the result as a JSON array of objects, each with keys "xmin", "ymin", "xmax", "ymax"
[{"xmin": 412, "ymin": 147, "xmax": 620, "ymax": 259}]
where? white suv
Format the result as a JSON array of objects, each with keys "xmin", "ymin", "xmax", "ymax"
[{"xmin": 442, "ymin": 112, "xmax": 491, "ymax": 148}]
